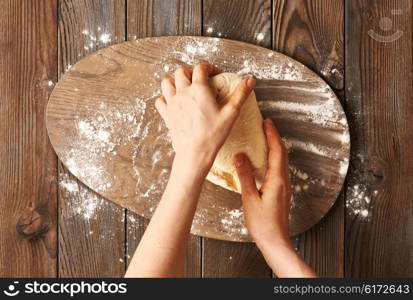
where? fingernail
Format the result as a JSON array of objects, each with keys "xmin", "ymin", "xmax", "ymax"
[
  {"xmin": 235, "ymin": 154, "xmax": 245, "ymax": 168},
  {"xmin": 246, "ymin": 78, "xmax": 256, "ymax": 89}
]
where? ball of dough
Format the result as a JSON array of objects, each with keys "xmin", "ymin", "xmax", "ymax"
[{"xmin": 207, "ymin": 73, "xmax": 267, "ymax": 193}]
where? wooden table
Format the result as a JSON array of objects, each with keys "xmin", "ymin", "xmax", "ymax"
[{"xmin": 1, "ymin": 0, "xmax": 412, "ymax": 277}]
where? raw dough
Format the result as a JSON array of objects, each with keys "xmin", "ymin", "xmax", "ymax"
[{"xmin": 207, "ymin": 73, "xmax": 267, "ymax": 193}]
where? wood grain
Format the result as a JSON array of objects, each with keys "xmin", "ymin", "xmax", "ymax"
[
  {"xmin": 203, "ymin": 0, "xmax": 272, "ymax": 47},
  {"xmin": 0, "ymin": 0, "xmax": 58, "ymax": 277},
  {"xmin": 202, "ymin": 0, "xmax": 272, "ymax": 277},
  {"xmin": 202, "ymin": 238, "xmax": 271, "ymax": 277},
  {"xmin": 345, "ymin": 0, "xmax": 413, "ymax": 277},
  {"xmin": 57, "ymin": 0, "xmax": 126, "ymax": 277},
  {"xmin": 273, "ymin": 0, "xmax": 344, "ymax": 90},
  {"xmin": 126, "ymin": 0, "xmax": 203, "ymax": 277},
  {"xmin": 272, "ymin": 0, "xmax": 345, "ymax": 277},
  {"xmin": 127, "ymin": 0, "xmax": 202, "ymax": 39}
]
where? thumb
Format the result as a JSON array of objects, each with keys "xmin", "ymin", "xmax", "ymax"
[
  {"xmin": 234, "ymin": 153, "xmax": 259, "ymax": 198},
  {"xmin": 221, "ymin": 78, "xmax": 256, "ymax": 119}
]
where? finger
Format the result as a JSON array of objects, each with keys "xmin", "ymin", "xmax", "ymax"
[
  {"xmin": 220, "ymin": 77, "xmax": 255, "ymax": 120},
  {"xmin": 261, "ymin": 119, "xmax": 290, "ymax": 190},
  {"xmin": 192, "ymin": 64, "xmax": 221, "ymax": 84},
  {"xmin": 154, "ymin": 96, "xmax": 167, "ymax": 120},
  {"xmin": 161, "ymin": 77, "xmax": 176, "ymax": 100},
  {"xmin": 174, "ymin": 67, "xmax": 192, "ymax": 90},
  {"xmin": 234, "ymin": 153, "xmax": 260, "ymax": 198}
]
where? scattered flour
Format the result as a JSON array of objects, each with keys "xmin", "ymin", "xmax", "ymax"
[
  {"xmin": 282, "ymin": 137, "xmax": 333, "ymax": 157},
  {"xmin": 63, "ymin": 97, "xmax": 154, "ymax": 195},
  {"xmin": 59, "ymin": 173, "xmax": 108, "ymax": 220},
  {"xmin": 170, "ymin": 38, "xmax": 221, "ymax": 66},
  {"xmin": 256, "ymin": 32, "xmax": 265, "ymax": 41},
  {"xmin": 237, "ymin": 58, "xmax": 303, "ymax": 81},
  {"xmin": 192, "ymin": 207, "xmax": 249, "ymax": 238},
  {"xmin": 289, "ymin": 165, "xmax": 313, "ymax": 202},
  {"xmin": 81, "ymin": 28, "xmax": 112, "ymax": 51},
  {"xmin": 99, "ymin": 33, "xmax": 111, "ymax": 44},
  {"xmin": 346, "ymin": 184, "xmax": 376, "ymax": 220},
  {"xmin": 228, "ymin": 209, "xmax": 243, "ymax": 218},
  {"xmin": 258, "ymin": 92, "xmax": 341, "ymax": 128}
]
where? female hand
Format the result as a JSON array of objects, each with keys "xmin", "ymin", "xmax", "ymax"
[
  {"xmin": 234, "ymin": 118, "xmax": 292, "ymax": 248},
  {"xmin": 155, "ymin": 64, "xmax": 256, "ymax": 168}
]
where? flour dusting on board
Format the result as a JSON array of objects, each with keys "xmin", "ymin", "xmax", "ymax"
[
  {"xmin": 237, "ymin": 59, "xmax": 303, "ymax": 81},
  {"xmin": 60, "ymin": 93, "xmax": 173, "ymax": 220},
  {"xmin": 258, "ymin": 94, "xmax": 345, "ymax": 128},
  {"xmin": 62, "ymin": 99, "xmax": 152, "ymax": 194},
  {"xmin": 161, "ymin": 37, "xmax": 305, "ymax": 81},
  {"xmin": 59, "ymin": 37, "xmax": 350, "ymax": 239}
]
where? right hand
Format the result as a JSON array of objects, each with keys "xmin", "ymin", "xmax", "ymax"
[
  {"xmin": 155, "ymin": 64, "xmax": 256, "ymax": 170},
  {"xmin": 234, "ymin": 118, "xmax": 292, "ymax": 248}
]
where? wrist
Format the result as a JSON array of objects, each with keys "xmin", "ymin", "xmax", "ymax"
[
  {"xmin": 255, "ymin": 233, "xmax": 294, "ymax": 255},
  {"xmin": 170, "ymin": 152, "xmax": 213, "ymax": 185},
  {"xmin": 173, "ymin": 150, "xmax": 214, "ymax": 175},
  {"xmin": 161, "ymin": 153, "xmax": 211, "ymax": 208},
  {"xmin": 255, "ymin": 234, "xmax": 317, "ymax": 278}
]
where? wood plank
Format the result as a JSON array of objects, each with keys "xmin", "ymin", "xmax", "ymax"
[
  {"xmin": 345, "ymin": 0, "xmax": 413, "ymax": 277},
  {"xmin": 127, "ymin": 0, "xmax": 202, "ymax": 39},
  {"xmin": 202, "ymin": 239, "xmax": 271, "ymax": 277},
  {"xmin": 58, "ymin": 0, "xmax": 126, "ymax": 277},
  {"xmin": 126, "ymin": 0, "xmax": 203, "ymax": 277},
  {"xmin": 272, "ymin": 0, "xmax": 345, "ymax": 277},
  {"xmin": 273, "ymin": 0, "xmax": 344, "ymax": 90},
  {"xmin": 0, "ymin": 0, "xmax": 58, "ymax": 277},
  {"xmin": 203, "ymin": 0, "xmax": 272, "ymax": 46},
  {"xmin": 202, "ymin": 0, "xmax": 272, "ymax": 277}
]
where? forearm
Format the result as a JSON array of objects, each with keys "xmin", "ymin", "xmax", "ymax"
[
  {"xmin": 125, "ymin": 153, "xmax": 211, "ymax": 277},
  {"xmin": 257, "ymin": 239, "xmax": 318, "ymax": 278}
]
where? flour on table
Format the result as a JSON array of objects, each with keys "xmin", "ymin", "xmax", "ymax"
[
  {"xmin": 346, "ymin": 184, "xmax": 376, "ymax": 220},
  {"xmin": 256, "ymin": 32, "xmax": 265, "ymax": 41},
  {"xmin": 81, "ymin": 28, "xmax": 112, "ymax": 51},
  {"xmin": 59, "ymin": 173, "xmax": 109, "ymax": 221}
]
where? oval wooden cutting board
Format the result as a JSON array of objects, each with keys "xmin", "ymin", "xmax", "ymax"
[{"xmin": 46, "ymin": 36, "xmax": 350, "ymax": 242}]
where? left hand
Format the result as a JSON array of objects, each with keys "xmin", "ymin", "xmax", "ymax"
[{"xmin": 155, "ymin": 64, "xmax": 256, "ymax": 167}]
